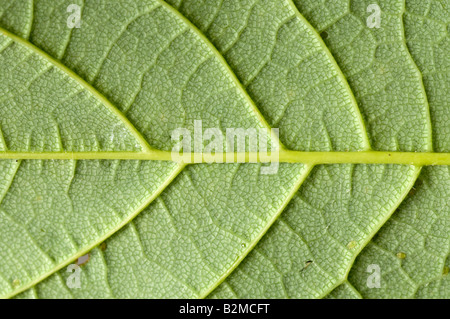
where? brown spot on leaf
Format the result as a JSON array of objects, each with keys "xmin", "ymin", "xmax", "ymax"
[
  {"xmin": 347, "ymin": 241, "xmax": 357, "ymax": 249},
  {"xmin": 77, "ymin": 253, "xmax": 90, "ymax": 266},
  {"xmin": 396, "ymin": 252, "xmax": 406, "ymax": 259},
  {"xmin": 12, "ymin": 279, "xmax": 20, "ymax": 288}
]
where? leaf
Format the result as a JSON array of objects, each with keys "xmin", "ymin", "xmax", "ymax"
[
  {"xmin": 0, "ymin": 0, "xmax": 448, "ymax": 299},
  {"xmin": 344, "ymin": 0, "xmax": 450, "ymax": 298},
  {"xmin": 325, "ymin": 281, "xmax": 362, "ymax": 299},
  {"xmin": 207, "ymin": 0, "xmax": 448, "ymax": 298},
  {"xmin": 347, "ymin": 166, "xmax": 449, "ymax": 298}
]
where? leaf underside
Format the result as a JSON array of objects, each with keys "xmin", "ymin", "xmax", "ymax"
[{"xmin": 0, "ymin": 0, "xmax": 448, "ymax": 299}]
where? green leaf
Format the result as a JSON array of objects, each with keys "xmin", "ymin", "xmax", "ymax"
[
  {"xmin": 344, "ymin": 0, "xmax": 450, "ymax": 298},
  {"xmin": 206, "ymin": 0, "xmax": 448, "ymax": 299},
  {"xmin": 294, "ymin": 0, "xmax": 433, "ymax": 152},
  {"xmin": 348, "ymin": 166, "xmax": 449, "ymax": 298},
  {"xmin": 325, "ymin": 281, "xmax": 362, "ymax": 299},
  {"xmin": 0, "ymin": 0, "xmax": 448, "ymax": 299}
]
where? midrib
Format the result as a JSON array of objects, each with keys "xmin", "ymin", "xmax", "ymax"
[{"xmin": 0, "ymin": 150, "xmax": 449, "ymax": 166}]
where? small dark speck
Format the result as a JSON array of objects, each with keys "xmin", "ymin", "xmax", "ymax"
[
  {"xmin": 320, "ymin": 31, "xmax": 328, "ymax": 39},
  {"xmin": 302, "ymin": 260, "xmax": 313, "ymax": 271}
]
